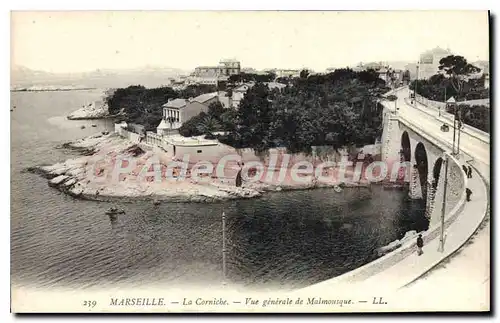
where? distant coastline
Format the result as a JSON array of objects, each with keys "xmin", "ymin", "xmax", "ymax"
[{"xmin": 11, "ymin": 86, "xmax": 97, "ymax": 92}]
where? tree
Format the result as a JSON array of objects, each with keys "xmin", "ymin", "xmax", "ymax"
[
  {"xmin": 207, "ymin": 101, "xmax": 225, "ymax": 119},
  {"xmin": 231, "ymin": 82, "xmax": 274, "ymax": 150},
  {"xmin": 438, "ymin": 55, "xmax": 481, "ymax": 98},
  {"xmin": 300, "ymin": 69, "xmax": 310, "ymax": 79},
  {"xmin": 181, "ymin": 68, "xmax": 388, "ymax": 154},
  {"xmin": 219, "ymin": 108, "xmax": 237, "ymax": 132},
  {"xmin": 178, "ymin": 112, "xmax": 208, "ymax": 137},
  {"xmin": 105, "ymin": 85, "xmax": 178, "ymax": 131},
  {"xmin": 228, "ymin": 74, "xmax": 242, "ymax": 84},
  {"xmin": 178, "ymin": 84, "xmax": 217, "ymax": 99},
  {"xmin": 196, "ymin": 116, "xmax": 221, "ymax": 136}
]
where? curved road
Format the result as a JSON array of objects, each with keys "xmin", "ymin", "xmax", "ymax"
[
  {"xmin": 297, "ymin": 87, "xmax": 490, "ymax": 312},
  {"xmin": 389, "ymin": 87, "xmax": 489, "ymax": 167},
  {"xmin": 390, "ymin": 87, "xmax": 490, "ymax": 311}
]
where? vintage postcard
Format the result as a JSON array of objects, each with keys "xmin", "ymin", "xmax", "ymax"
[{"xmin": 10, "ymin": 10, "xmax": 490, "ymax": 313}]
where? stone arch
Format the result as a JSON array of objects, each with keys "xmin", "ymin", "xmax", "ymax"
[
  {"xmin": 414, "ymin": 142, "xmax": 428, "ymax": 200},
  {"xmin": 400, "ymin": 131, "xmax": 411, "ymax": 162},
  {"xmin": 432, "ymin": 157, "xmax": 444, "ymax": 189}
]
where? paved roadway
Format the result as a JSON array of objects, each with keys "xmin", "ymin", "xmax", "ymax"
[
  {"xmin": 391, "ymin": 87, "xmax": 490, "ymax": 311},
  {"xmin": 391, "ymin": 88, "xmax": 489, "ymax": 166}
]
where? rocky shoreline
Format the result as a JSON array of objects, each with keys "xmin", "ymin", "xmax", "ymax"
[
  {"xmin": 26, "ymin": 133, "xmax": 263, "ymax": 203},
  {"xmin": 67, "ymin": 101, "xmax": 111, "ymax": 120},
  {"xmin": 26, "ymin": 133, "xmax": 375, "ymax": 203}
]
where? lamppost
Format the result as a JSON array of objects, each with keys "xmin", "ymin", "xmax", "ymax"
[
  {"xmin": 438, "ymin": 152, "xmax": 450, "ymax": 253},
  {"xmin": 440, "ymin": 86, "xmax": 447, "ymax": 117},
  {"xmin": 456, "ymin": 105, "xmax": 463, "ymax": 155},
  {"xmin": 447, "ymin": 97, "xmax": 458, "ymax": 154},
  {"xmin": 414, "ymin": 61, "xmax": 420, "ymax": 108},
  {"xmin": 222, "ymin": 211, "xmax": 227, "ymax": 286}
]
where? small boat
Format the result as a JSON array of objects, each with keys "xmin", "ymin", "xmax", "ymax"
[
  {"xmin": 91, "ymin": 124, "xmax": 97, "ymax": 127},
  {"xmin": 334, "ymin": 185, "xmax": 343, "ymax": 193},
  {"xmin": 153, "ymin": 200, "xmax": 161, "ymax": 206},
  {"xmin": 106, "ymin": 207, "xmax": 125, "ymax": 216},
  {"xmin": 10, "ymin": 109, "xmax": 13, "ymax": 112},
  {"xmin": 80, "ymin": 125, "xmax": 86, "ymax": 129},
  {"xmin": 102, "ymin": 131, "xmax": 109, "ymax": 135}
]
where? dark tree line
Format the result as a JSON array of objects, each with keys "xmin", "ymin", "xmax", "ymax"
[
  {"xmin": 178, "ymin": 84, "xmax": 218, "ymax": 99},
  {"xmin": 228, "ymin": 72, "xmax": 276, "ymax": 84},
  {"xmin": 106, "ymin": 85, "xmax": 178, "ymax": 131},
  {"xmin": 178, "ymin": 101, "xmax": 237, "ymax": 138},
  {"xmin": 410, "ymin": 54, "xmax": 488, "ymax": 101},
  {"xmin": 446, "ymin": 104, "xmax": 490, "ymax": 134},
  {"xmin": 181, "ymin": 68, "xmax": 390, "ymax": 154},
  {"xmin": 105, "ymin": 84, "xmax": 217, "ymax": 131},
  {"xmin": 410, "ymin": 73, "xmax": 488, "ymax": 102}
]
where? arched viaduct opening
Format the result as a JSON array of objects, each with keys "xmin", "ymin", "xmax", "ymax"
[
  {"xmin": 400, "ymin": 131, "xmax": 411, "ymax": 162},
  {"xmin": 432, "ymin": 157, "xmax": 444, "ymax": 189},
  {"xmin": 414, "ymin": 142, "xmax": 428, "ymax": 202}
]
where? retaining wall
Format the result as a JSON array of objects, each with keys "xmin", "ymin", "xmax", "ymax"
[{"xmin": 307, "ymin": 152, "xmax": 467, "ymax": 285}]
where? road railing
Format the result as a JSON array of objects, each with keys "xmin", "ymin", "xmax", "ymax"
[{"xmin": 413, "ymin": 94, "xmax": 490, "ymax": 144}]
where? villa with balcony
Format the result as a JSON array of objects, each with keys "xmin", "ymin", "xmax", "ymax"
[{"xmin": 156, "ymin": 93, "xmax": 219, "ymax": 136}]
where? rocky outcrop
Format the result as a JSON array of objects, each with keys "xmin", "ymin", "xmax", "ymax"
[
  {"xmin": 26, "ymin": 133, "xmax": 264, "ymax": 203},
  {"xmin": 375, "ymin": 230, "xmax": 420, "ymax": 257},
  {"xmin": 48, "ymin": 175, "xmax": 69, "ymax": 187},
  {"xmin": 376, "ymin": 240, "xmax": 402, "ymax": 257},
  {"xmin": 400, "ymin": 230, "xmax": 418, "ymax": 245},
  {"xmin": 67, "ymin": 101, "xmax": 109, "ymax": 120},
  {"xmin": 27, "ymin": 132, "xmax": 378, "ymax": 204}
]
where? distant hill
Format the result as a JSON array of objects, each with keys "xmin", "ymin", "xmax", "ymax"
[{"xmin": 11, "ymin": 65, "xmax": 189, "ymax": 90}]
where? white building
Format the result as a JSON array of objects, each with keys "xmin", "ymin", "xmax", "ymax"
[
  {"xmin": 275, "ymin": 69, "xmax": 301, "ymax": 78},
  {"xmin": 418, "ymin": 47, "xmax": 453, "ymax": 79},
  {"xmin": 231, "ymin": 83, "xmax": 254, "ymax": 108},
  {"xmin": 187, "ymin": 59, "xmax": 241, "ymax": 85},
  {"xmin": 156, "ymin": 93, "xmax": 220, "ymax": 135}
]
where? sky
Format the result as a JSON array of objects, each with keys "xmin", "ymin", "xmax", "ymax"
[{"xmin": 11, "ymin": 11, "xmax": 490, "ymax": 73}]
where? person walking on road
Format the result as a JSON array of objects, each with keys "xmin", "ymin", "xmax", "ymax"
[
  {"xmin": 466, "ymin": 188, "xmax": 472, "ymax": 202},
  {"xmin": 416, "ymin": 234, "xmax": 424, "ymax": 256},
  {"xmin": 462, "ymin": 165, "xmax": 468, "ymax": 176},
  {"xmin": 468, "ymin": 166, "xmax": 473, "ymax": 179}
]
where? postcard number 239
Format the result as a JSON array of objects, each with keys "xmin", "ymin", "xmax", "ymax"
[{"xmin": 83, "ymin": 300, "xmax": 97, "ymax": 308}]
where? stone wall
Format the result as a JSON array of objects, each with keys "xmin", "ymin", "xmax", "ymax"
[
  {"xmin": 317, "ymin": 152, "xmax": 467, "ymax": 285},
  {"xmin": 114, "ymin": 123, "xmax": 141, "ymax": 144},
  {"xmin": 429, "ymin": 156, "xmax": 466, "ymax": 226}
]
